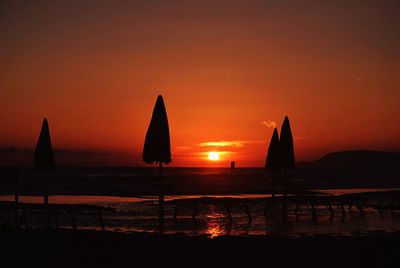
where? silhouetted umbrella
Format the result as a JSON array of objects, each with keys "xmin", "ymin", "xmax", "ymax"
[
  {"xmin": 34, "ymin": 118, "xmax": 55, "ymax": 205},
  {"xmin": 143, "ymin": 95, "xmax": 171, "ymax": 166},
  {"xmin": 279, "ymin": 116, "xmax": 295, "ymax": 170},
  {"xmin": 265, "ymin": 128, "xmax": 281, "ymax": 172},
  {"xmin": 142, "ymin": 95, "xmax": 171, "ymax": 232},
  {"xmin": 34, "ymin": 118, "xmax": 55, "ymax": 172}
]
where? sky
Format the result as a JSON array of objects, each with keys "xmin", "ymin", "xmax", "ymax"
[{"xmin": 1, "ymin": 0, "xmax": 399, "ymax": 167}]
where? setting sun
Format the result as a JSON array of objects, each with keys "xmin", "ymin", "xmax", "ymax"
[{"xmin": 208, "ymin": 152, "xmax": 220, "ymax": 161}]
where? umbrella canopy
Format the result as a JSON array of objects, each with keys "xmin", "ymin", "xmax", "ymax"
[
  {"xmin": 279, "ymin": 116, "xmax": 295, "ymax": 170},
  {"xmin": 143, "ymin": 95, "xmax": 171, "ymax": 164},
  {"xmin": 34, "ymin": 118, "xmax": 55, "ymax": 172},
  {"xmin": 265, "ymin": 128, "xmax": 281, "ymax": 172}
]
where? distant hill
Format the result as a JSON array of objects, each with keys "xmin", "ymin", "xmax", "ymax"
[{"xmin": 299, "ymin": 150, "xmax": 400, "ymax": 171}]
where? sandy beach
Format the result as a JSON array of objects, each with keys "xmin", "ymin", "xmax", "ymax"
[{"xmin": 2, "ymin": 228, "xmax": 400, "ymax": 267}]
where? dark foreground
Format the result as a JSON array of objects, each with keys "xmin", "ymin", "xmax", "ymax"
[{"xmin": 1, "ymin": 229, "xmax": 400, "ymax": 268}]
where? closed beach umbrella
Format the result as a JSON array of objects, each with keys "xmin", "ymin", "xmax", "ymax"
[
  {"xmin": 34, "ymin": 118, "xmax": 55, "ymax": 172},
  {"xmin": 279, "ymin": 116, "xmax": 294, "ymax": 200},
  {"xmin": 142, "ymin": 95, "xmax": 171, "ymax": 232},
  {"xmin": 143, "ymin": 95, "xmax": 171, "ymax": 166},
  {"xmin": 280, "ymin": 115, "xmax": 295, "ymax": 192},
  {"xmin": 34, "ymin": 118, "xmax": 55, "ymax": 205},
  {"xmin": 279, "ymin": 116, "xmax": 295, "ymax": 170},
  {"xmin": 265, "ymin": 128, "xmax": 281, "ymax": 172}
]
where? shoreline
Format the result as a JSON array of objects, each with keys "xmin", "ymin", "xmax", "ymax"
[{"xmin": 1, "ymin": 186, "xmax": 400, "ymax": 197}]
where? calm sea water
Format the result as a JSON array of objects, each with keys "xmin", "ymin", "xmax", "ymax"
[
  {"xmin": 1, "ymin": 189, "xmax": 400, "ymax": 238},
  {"xmin": 1, "ymin": 167, "xmax": 400, "ymax": 237}
]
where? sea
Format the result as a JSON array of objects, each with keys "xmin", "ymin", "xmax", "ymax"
[{"xmin": 1, "ymin": 167, "xmax": 400, "ymax": 237}]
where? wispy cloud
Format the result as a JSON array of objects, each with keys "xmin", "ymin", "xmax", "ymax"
[
  {"xmin": 260, "ymin": 120, "xmax": 277, "ymax": 129},
  {"xmin": 199, "ymin": 140, "xmax": 264, "ymax": 148},
  {"xmin": 352, "ymin": 75, "xmax": 364, "ymax": 81},
  {"xmin": 199, "ymin": 141, "xmax": 244, "ymax": 148},
  {"xmin": 175, "ymin": 146, "xmax": 190, "ymax": 150}
]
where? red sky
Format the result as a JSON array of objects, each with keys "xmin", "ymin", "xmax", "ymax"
[{"xmin": 1, "ymin": 1, "xmax": 399, "ymax": 167}]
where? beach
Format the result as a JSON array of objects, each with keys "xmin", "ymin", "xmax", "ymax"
[
  {"xmin": 2, "ymin": 192, "xmax": 400, "ymax": 237},
  {"xmin": 2, "ymin": 228, "xmax": 400, "ymax": 267},
  {"xmin": 2, "ymin": 167, "xmax": 400, "ymax": 267},
  {"xmin": 1, "ymin": 167, "xmax": 400, "ymax": 236}
]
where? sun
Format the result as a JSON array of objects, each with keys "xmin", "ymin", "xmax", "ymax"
[{"xmin": 208, "ymin": 151, "xmax": 220, "ymax": 161}]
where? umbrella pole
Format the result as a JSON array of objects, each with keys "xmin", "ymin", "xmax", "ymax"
[
  {"xmin": 44, "ymin": 172, "xmax": 49, "ymax": 206},
  {"xmin": 271, "ymin": 172, "xmax": 275, "ymax": 198},
  {"xmin": 282, "ymin": 169, "xmax": 288, "ymax": 217},
  {"xmin": 14, "ymin": 170, "xmax": 19, "ymax": 228},
  {"xmin": 159, "ymin": 161, "xmax": 164, "ymax": 233},
  {"xmin": 44, "ymin": 171, "xmax": 52, "ymax": 228},
  {"xmin": 283, "ymin": 169, "xmax": 287, "ymax": 197}
]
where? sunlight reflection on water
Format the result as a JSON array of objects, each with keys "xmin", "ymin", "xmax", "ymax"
[
  {"xmin": 1, "ymin": 189, "xmax": 400, "ymax": 237},
  {"xmin": 204, "ymin": 206, "xmax": 226, "ymax": 238},
  {"xmin": 207, "ymin": 220, "xmax": 224, "ymax": 238}
]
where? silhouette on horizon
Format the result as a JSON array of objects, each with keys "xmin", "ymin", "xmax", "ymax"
[
  {"xmin": 280, "ymin": 116, "xmax": 295, "ymax": 170},
  {"xmin": 34, "ymin": 118, "xmax": 55, "ymax": 205},
  {"xmin": 143, "ymin": 95, "xmax": 171, "ymax": 165},
  {"xmin": 142, "ymin": 95, "xmax": 171, "ymax": 232},
  {"xmin": 265, "ymin": 116, "xmax": 295, "ymax": 198},
  {"xmin": 265, "ymin": 116, "xmax": 295, "ymax": 172},
  {"xmin": 265, "ymin": 128, "xmax": 281, "ymax": 172},
  {"xmin": 34, "ymin": 118, "xmax": 55, "ymax": 172}
]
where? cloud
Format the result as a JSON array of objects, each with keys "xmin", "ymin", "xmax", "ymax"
[
  {"xmin": 199, "ymin": 140, "xmax": 265, "ymax": 148},
  {"xmin": 175, "ymin": 140, "xmax": 266, "ymax": 160},
  {"xmin": 352, "ymin": 75, "xmax": 364, "ymax": 81},
  {"xmin": 260, "ymin": 120, "xmax": 277, "ymax": 129},
  {"xmin": 175, "ymin": 146, "xmax": 189, "ymax": 150},
  {"xmin": 199, "ymin": 141, "xmax": 245, "ymax": 148}
]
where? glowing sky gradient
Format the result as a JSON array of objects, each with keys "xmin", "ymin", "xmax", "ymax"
[{"xmin": 1, "ymin": 1, "xmax": 399, "ymax": 167}]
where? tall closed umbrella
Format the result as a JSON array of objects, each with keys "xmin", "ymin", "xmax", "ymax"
[
  {"xmin": 279, "ymin": 116, "xmax": 295, "ymax": 201},
  {"xmin": 34, "ymin": 118, "xmax": 55, "ymax": 205},
  {"xmin": 279, "ymin": 116, "xmax": 295, "ymax": 170},
  {"xmin": 265, "ymin": 128, "xmax": 281, "ymax": 197},
  {"xmin": 143, "ymin": 95, "xmax": 171, "ymax": 232},
  {"xmin": 265, "ymin": 128, "xmax": 281, "ymax": 172}
]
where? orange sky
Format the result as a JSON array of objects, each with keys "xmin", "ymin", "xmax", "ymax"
[{"xmin": 1, "ymin": 1, "xmax": 400, "ymax": 167}]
